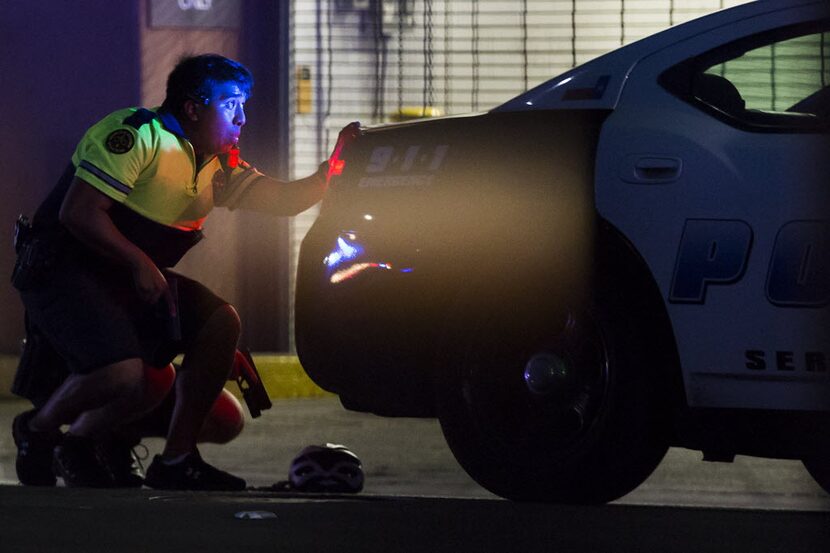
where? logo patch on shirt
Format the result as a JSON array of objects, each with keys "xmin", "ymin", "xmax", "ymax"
[{"xmin": 105, "ymin": 129, "xmax": 135, "ymax": 154}]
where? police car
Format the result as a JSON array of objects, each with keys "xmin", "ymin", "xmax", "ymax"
[{"xmin": 296, "ymin": 0, "xmax": 830, "ymax": 503}]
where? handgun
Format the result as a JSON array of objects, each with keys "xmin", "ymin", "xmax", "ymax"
[
  {"xmin": 230, "ymin": 349, "xmax": 272, "ymax": 418},
  {"xmin": 11, "ymin": 214, "xmax": 58, "ymax": 291},
  {"xmin": 14, "ymin": 214, "xmax": 31, "ymax": 253}
]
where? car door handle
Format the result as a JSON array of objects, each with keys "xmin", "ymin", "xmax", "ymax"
[{"xmin": 619, "ymin": 155, "xmax": 683, "ymax": 184}]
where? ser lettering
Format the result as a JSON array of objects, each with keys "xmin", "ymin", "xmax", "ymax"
[{"xmin": 744, "ymin": 350, "xmax": 827, "ymax": 372}]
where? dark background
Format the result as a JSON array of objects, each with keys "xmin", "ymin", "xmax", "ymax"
[{"xmin": 0, "ymin": 0, "xmax": 291, "ymax": 353}]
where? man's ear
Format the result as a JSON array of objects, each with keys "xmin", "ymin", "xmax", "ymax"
[{"xmin": 183, "ymin": 99, "xmax": 201, "ymax": 122}]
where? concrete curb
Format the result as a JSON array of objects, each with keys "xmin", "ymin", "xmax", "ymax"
[
  {"xmin": 0, "ymin": 354, "xmax": 332, "ymax": 401},
  {"xmin": 237, "ymin": 354, "xmax": 333, "ymax": 400}
]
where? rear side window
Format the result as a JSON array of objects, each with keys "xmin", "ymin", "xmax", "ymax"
[{"xmin": 662, "ymin": 21, "xmax": 830, "ymax": 132}]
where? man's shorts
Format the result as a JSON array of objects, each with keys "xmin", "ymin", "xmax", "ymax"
[{"xmin": 18, "ymin": 246, "xmax": 228, "ymax": 379}]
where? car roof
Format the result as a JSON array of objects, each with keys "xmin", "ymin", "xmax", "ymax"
[{"xmin": 493, "ymin": 0, "xmax": 823, "ymax": 113}]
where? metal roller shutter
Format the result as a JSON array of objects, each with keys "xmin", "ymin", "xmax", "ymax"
[{"xmin": 287, "ymin": 0, "xmax": 751, "ymax": 348}]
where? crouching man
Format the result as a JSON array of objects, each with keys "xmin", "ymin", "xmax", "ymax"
[{"xmin": 11, "ymin": 54, "xmax": 335, "ymax": 490}]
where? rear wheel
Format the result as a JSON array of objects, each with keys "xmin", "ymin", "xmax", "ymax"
[{"xmin": 436, "ymin": 279, "xmax": 669, "ymax": 504}]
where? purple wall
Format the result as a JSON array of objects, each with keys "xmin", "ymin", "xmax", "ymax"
[{"xmin": 0, "ymin": 2, "xmax": 141, "ymax": 351}]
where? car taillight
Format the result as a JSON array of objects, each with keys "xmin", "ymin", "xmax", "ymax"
[{"xmin": 327, "ymin": 121, "xmax": 362, "ymax": 183}]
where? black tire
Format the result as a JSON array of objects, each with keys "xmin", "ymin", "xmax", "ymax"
[{"xmin": 436, "ymin": 276, "xmax": 669, "ymax": 504}]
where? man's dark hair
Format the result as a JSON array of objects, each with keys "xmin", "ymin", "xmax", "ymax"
[{"xmin": 161, "ymin": 54, "xmax": 253, "ymax": 115}]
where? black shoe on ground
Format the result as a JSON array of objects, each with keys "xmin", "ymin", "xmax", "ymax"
[
  {"xmin": 12, "ymin": 410, "xmax": 62, "ymax": 487},
  {"xmin": 144, "ymin": 450, "xmax": 246, "ymax": 491},
  {"xmin": 97, "ymin": 437, "xmax": 145, "ymax": 488},
  {"xmin": 53, "ymin": 435, "xmax": 114, "ymax": 488}
]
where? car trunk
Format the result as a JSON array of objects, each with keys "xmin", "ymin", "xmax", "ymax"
[{"xmin": 295, "ymin": 109, "xmax": 608, "ymax": 416}]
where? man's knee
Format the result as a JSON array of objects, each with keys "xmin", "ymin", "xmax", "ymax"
[
  {"xmin": 184, "ymin": 305, "xmax": 242, "ymax": 379},
  {"xmin": 200, "ymin": 389, "xmax": 245, "ymax": 444},
  {"xmin": 202, "ymin": 304, "xmax": 242, "ymax": 345},
  {"xmin": 142, "ymin": 363, "xmax": 176, "ymax": 409}
]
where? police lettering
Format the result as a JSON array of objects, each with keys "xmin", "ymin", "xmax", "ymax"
[
  {"xmin": 669, "ymin": 219, "xmax": 752, "ymax": 303},
  {"xmin": 671, "ymin": 219, "xmax": 829, "ymax": 307},
  {"xmin": 744, "ymin": 350, "xmax": 827, "ymax": 372},
  {"xmin": 766, "ymin": 221, "xmax": 830, "ymax": 306}
]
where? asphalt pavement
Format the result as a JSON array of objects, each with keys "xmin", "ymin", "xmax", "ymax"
[{"xmin": 1, "ymin": 396, "xmax": 830, "ymax": 552}]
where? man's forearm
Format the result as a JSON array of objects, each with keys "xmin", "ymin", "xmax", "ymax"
[
  {"xmin": 60, "ymin": 179, "xmax": 172, "ymax": 305},
  {"xmin": 59, "ymin": 178, "xmax": 151, "ymax": 270},
  {"xmin": 234, "ymin": 170, "xmax": 327, "ymax": 217}
]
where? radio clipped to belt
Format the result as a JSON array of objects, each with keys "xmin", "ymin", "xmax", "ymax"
[{"xmin": 11, "ymin": 215, "xmax": 59, "ymax": 291}]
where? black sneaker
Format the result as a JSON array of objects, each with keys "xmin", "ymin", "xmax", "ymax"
[
  {"xmin": 144, "ymin": 450, "xmax": 246, "ymax": 491},
  {"xmin": 52, "ymin": 435, "xmax": 113, "ymax": 488},
  {"xmin": 97, "ymin": 437, "xmax": 145, "ymax": 488},
  {"xmin": 12, "ymin": 410, "xmax": 62, "ymax": 486}
]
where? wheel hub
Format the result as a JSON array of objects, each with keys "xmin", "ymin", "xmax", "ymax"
[{"xmin": 523, "ymin": 352, "xmax": 576, "ymax": 397}]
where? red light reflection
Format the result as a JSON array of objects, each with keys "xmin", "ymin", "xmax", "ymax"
[{"xmin": 326, "ymin": 121, "xmax": 361, "ymax": 183}]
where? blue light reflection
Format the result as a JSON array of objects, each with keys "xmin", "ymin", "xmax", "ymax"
[
  {"xmin": 323, "ymin": 233, "xmax": 417, "ymax": 284},
  {"xmin": 324, "ymin": 235, "xmax": 364, "ymax": 269}
]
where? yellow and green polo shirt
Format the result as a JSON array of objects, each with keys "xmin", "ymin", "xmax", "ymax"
[{"xmin": 72, "ymin": 107, "xmax": 262, "ymax": 231}]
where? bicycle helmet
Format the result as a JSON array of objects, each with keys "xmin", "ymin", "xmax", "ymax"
[{"xmin": 289, "ymin": 443, "xmax": 364, "ymax": 493}]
